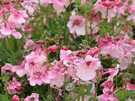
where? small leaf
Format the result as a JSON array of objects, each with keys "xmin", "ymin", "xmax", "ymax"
[
  {"xmin": 85, "ymin": 91, "xmax": 92, "ymax": 96},
  {"xmin": 75, "ymin": 0, "xmax": 81, "ymax": 5},
  {"xmin": 69, "ymin": 84, "xmax": 75, "ymax": 91},
  {"xmin": 86, "ymin": 83, "xmax": 92, "ymax": 91}
]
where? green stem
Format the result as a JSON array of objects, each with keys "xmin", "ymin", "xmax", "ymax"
[
  {"xmin": 78, "ymin": 84, "xmax": 84, "ymax": 101},
  {"xmin": 81, "ymin": 84, "xmax": 85, "ymax": 101},
  {"xmin": 85, "ymin": 0, "xmax": 88, "ymax": 40},
  {"xmin": 5, "ymin": 89, "xmax": 8, "ymax": 101},
  {"xmin": 95, "ymin": 82, "xmax": 98, "ymax": 98},
  {"xmin": 95, "ymin": 77, "xmax": 100, "ymax": 98},
  {"xmin": 116, "ymin": 74, "xmax": 118, "ymax": 88},
  {"xmin": 48, "ymin": 85, "xmax": 52, "ymax": 101},
  {"xmin": 106, "ymin": 7, "xmax": 109, "ymax": 23},
  {"xmin": 4, "ymin": 79, "xmax": 8, "ymax": 101},
  {"xmin": 97, "ymin": 30, "xmax": 101, "ymax": 47}
]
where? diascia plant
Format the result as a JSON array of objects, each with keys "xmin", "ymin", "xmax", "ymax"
[{"xmin": 0, "ymin": 0, "xmax": 135, "ymax": 101}]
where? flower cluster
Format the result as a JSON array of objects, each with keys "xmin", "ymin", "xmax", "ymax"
[{"xmin": 1, "ymin": 0, "xmax": 135, "ymax": 101}]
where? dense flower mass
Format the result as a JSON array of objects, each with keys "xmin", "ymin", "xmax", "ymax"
[{"xmin": 0, "ymin": 0, "xmax": 135, "ymax": 101}]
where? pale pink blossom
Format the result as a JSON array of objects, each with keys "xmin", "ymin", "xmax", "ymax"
[
  {"xmin": 15, "ymin": 60, "xmax": 27, "ymax": 77},
  {"xmin": 8, "ymin": 9, "xmax": 28, "ymax": 28},
  {"xmin": 24, "ymin": 40, "xmax": 35, "ymax": 49},
  {"xmin": 50, "ymin": 74, "xmax": 65, "ymax": 88},
  {"xmin": 94, "ymin": 1, "xmax": 117, "ymax": 22},
  {"xmin": 1, "ymin": 63, "xmax": 14, "ymax": 74},
  {"xmin": 98, "ymin": 84, "xmax": 119, "ymax": 101},
  {"xmin": 25, "ymin": 50, "xmax": 47, "ymax": 76},
  {"xmin": 24, "ymin": 93, "xmax": 39, "ymax": 101},
  {"xmin": 75, "ymin": 55, "xmax": 101, "ymax": 81},
  {"xmin": 67, "ymin": 14, "xmax": 86, "ymax": 36}
]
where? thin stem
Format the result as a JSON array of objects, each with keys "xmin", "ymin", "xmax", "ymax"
[
  {"xmin": 48, "ymin": 85, "xmax": 52, "ymax": 96},
  {"xmin": 4, "ymin": 78, "xmax": 8, "ymax": 101},
  {"xmin": 81, "ymin": 84, "xmax": 85, "ymax": 101},
  {"xmin": 78, "ymin": 84, "xmax": 84, "ymax": 101},
  {"xmin": 95, "ymin": 82, "xmax": 98, "ymax": 98},
  {"xmin": 85, "ymin": 0, "xmax": 88, "ymax": 40},
  {"xmin": 95, "ymin": 76, "xmax": 100, "ymax": 98},
  {"xmin": 116, "ymin": 74, "xmax": 118, "ymax": 88},
  {"xmin": 5, "ymin": 88, "xmax": 8, "ymax": 101},
  {"xmin": 97, "ymin": 30, "xmax": 101, "ymax": 47},
  {"xmin": 106, "ymin": 7, "xmax": 109, "ymax": 23}
]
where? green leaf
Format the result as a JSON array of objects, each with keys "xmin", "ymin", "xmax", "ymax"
[
  {"xmin": 75, "ymin": 0, "xmax": 81, "ymax": 5},
  {"xmin": 116, "ymin": 90, "xmax": 131, "ymax": 101},
  {"xmin": 85, "ymin": 91, "xmax": 92, "ymax": 96},
  {"xmin": 0, "ymin": 94, "xmax": 7, "ymax": 101},
  {"xmin": 69, "ymin": 84, "xmax": 76, "ymax": 91},
  {"xmin": 86, "ymin": 83, "xmax": 92, "ymax": 91},
  {"xmin": 127, "ymin": 20, "xmax": 133, "ymax": 25},
  {"xmin": 92, "ymin": 0, "xmax": 97, "ymax": 4},
  {"xmin": 78, "ymin": 4, "xmax": 87, "ymax": 10}
]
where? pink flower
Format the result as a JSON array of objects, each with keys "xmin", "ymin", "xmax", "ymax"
[
  {"xmin": 11, "ymin": 31, "xmax": 22, "ymax": 39},
  {"xmin": 67, "ymin": 13, "xmax": 86, "ymax": 36},
  {"xmin": 50, "ymin": 74, "xmax": 65, "ymax": 88},
  {"xmin": 47, "ymin": 45, "xmax": 58, "ymax": 52},
  {"xmin": 27, "ymin": 28, "xmax": 36, "ymax": 32},
  {"xmin": 15, "ymin": 60, "xmax": 27, "ymax": 77},
  {"xmin": 0, "ymin": 21, "xmax": 12, "ymax": 37},
  {"xmin": 1, "ymin": 63, "xmax": 17, "ymax": 74},
  {"xmin": 55, "ymin": 0, "xmax": 65, "ymax": 6},
  {"xmin": 28, "ymin": 66, "xmax": 48, "ymax": 86},
  {"xmin": 24, "ymin": 50, "xmax": 47, "ymax": 76},
  {"xmin": 12, "ymin": 95, "xmax": 20, "ymax": 101},
  {"xmin": 126, "ymin": 79, "xmax": 135, "ymax": 90},
  {"xmin": 22, "ymin": 3, "xmax": 35, "ymax": 15},
  {"xmin": 40, "ymin": 0, "xmax": 49, "ymax": 6},
  {"xmin": 127, "ymin": 1, "xmax": 135, "ymax": 24},
  {"xmin": 28, "ymin": 72, "xmax": 44, "ymax": 86},
  {"xmin": 101, "ymin": 42, "xmax": 124, "ymax": 58},
  {"xmin": 127, "ymin": 14, "xmax": 135, "ymax": 24},
  {"xmin": 60, "ymin": 49, "xmax": 80, "ymax": 68},
  {"xmin": 24, "ymin": 40, "xmax": 35, "ymax": 49},
  {"xmin": 75, "ymin": 55, "xmax": 101, "ymax": 81},
  {"xmin": 98, "ymin": 84, "xmax": 119, "ymax": 101},
  {"xmin": 8, "ymin": 9, "xmax": 28, "ymax": 28},
  {"xmin": 118, "ymin": 53, "xmax": 132, "ymax": 70},
  {"xmin": 24, "ymin": 93, "xmax": 39, "ymax": 101},
  {"xmin": 0, "ymin": 21, "xmax": 22, "ymax": 39},
  {"xmin": 103, "ymin": 64, "xmax": 119, "ymax": 81},
  {"xmin": 1, "ymin": 63, "xmax": 13, "ymax": 74},
  {"xmin": 7, "ymin": 77, "xmax": 22, "ymax": 94},
  {"xmin": 93, "ymin": 1, "xmax": 117, "ymax": 22},
  {"xmin": 0, "ymin": 7, "xmax": 7, "ymax": 16}
]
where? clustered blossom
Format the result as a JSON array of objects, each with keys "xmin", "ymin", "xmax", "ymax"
[
  {"xmin": 11, "ymin": 40, "xmax": 102, "ymax": 87},
  {"xmin": 0, "ymin": 0, "xmax": 37, "ymax": 39},
  {"xmin": 7, "ymin": 77, "xmax": 22, "ymax": 94},
  {"xmin": 100, "ymin": 34, "xmax": 135, "ymax": 70},
  {"xmin": 24, "ymin": 93, "xmax": 39, "ymax": 101},
  {"xmin": 1, "ymin": 0, "xmax": 135, "ymax": 100},
  {"xmin": 67, "ymin": 11, "xmax": 99, "ymax": 37}
]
